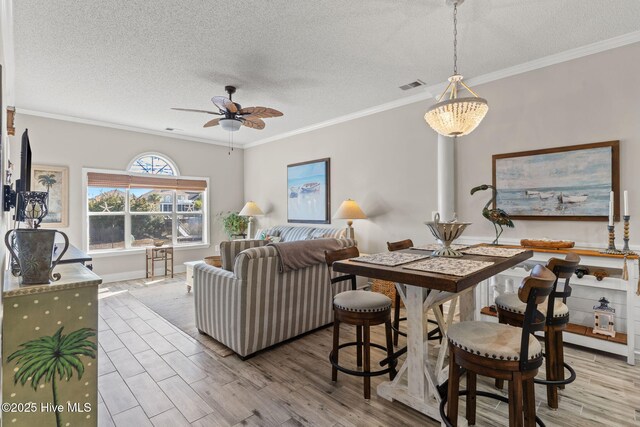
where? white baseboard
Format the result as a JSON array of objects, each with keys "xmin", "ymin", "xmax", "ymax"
[{"xmin": 100, "ymin": 265, "xmax": 186, "ymax": 284}]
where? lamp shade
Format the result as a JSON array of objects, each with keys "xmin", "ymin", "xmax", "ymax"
[
  {"xmin": 333, "ymin": 199, "xmax": 367, "ymax": 220},
  {"xmin": 239, "ymin": 201, "xmax": 264, "ymax": 217}
]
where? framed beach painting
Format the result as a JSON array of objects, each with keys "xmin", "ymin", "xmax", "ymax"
[
  {"xmin": 492, "ymin": 141, "xmax": 620, "ymax": 221},
  {"xmin": 287, "ymin": 158, "xmax": 330, "ymax": 223},
  {"xmin": 31, "ymin": 165, "xmax": 69, "ymax": 227}
]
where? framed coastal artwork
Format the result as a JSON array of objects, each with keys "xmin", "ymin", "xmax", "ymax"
[
  {"xmin": 492, "ymin": 141, "xmax": 620, "ymax": 221},
  {"xmin": 287, "ymin": 158, "xmax": 330, "ymax": 223},
  {"xmin": 31, "ymin": 165, "xmax": 69, "ymax": 227}
]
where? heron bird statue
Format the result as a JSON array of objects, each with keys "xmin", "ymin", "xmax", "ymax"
[{"xmin": 470, "ymin": 184, "xmax": 514, "ymax": 245}]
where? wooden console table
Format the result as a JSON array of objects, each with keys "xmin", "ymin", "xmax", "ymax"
[
  {"xmin": 145, "ymin": 246, "xmax": 174, "ymax": 279},
  {"xmin": 477, "ymin": 246, "xmax": 638, "ymax": 365}
]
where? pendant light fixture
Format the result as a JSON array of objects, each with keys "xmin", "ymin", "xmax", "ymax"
[{"xmin": 424, "ymin": 0, "xmax": 488, "ymax": 137}]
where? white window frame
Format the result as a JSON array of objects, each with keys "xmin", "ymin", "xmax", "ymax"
[
  {"xmin": 82, "ymin": 167, "xmax": 209, "ymax": 255},
  {"xmin": 126, "ymin": 152, "xmax": 181, "ymax": 176}
]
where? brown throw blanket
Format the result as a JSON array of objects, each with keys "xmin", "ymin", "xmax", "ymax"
[{"xmin": 268, "ymin": 238, "xmax": 344, "ymax": 272}]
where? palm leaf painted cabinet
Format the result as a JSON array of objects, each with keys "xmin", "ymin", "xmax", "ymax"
[{"xmin": 3, "ymin": 263, "xmax": 101, "ymax": 427}]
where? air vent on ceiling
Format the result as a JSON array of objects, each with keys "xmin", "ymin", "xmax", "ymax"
[{"xmin": 399, "ymin": 79, "xmax": 426, "ymax": 91}]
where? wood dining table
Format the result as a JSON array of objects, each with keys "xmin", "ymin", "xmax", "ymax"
[{"xmin": 332, "ymin": 248, "xmax": 533, "ymax": 423}]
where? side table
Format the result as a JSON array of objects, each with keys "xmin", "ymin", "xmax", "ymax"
[{"xmin": 146, "ymin": 246, "xmax": 174, "ymax": 279}]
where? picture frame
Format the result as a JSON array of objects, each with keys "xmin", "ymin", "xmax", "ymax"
[
  {"xmin": 31, "ymin": 165, "xmax": 69, "ymax": 228},
  {"xmin": 492, "ymin": 141, "xmax": 620, "ymax": 221},
  {"xmin": 287, "ymin": 158, "xmax": 330, "ymax": 224}
]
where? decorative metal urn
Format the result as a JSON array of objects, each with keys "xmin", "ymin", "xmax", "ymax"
[
  {"xmin": 425, "ymin": 213, "xmax": 471, "ymax": 258},
  {"xmin": 5, "ymin": 229, "xmax": 69, "ymax": 285}
]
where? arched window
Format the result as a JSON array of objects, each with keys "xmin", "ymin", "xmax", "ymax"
[
  {"xmin": 85, "ymin": 153, "xmax": 208, "ymax": 253},
  {"xmin": 128, "ymin": 153, "xmax": 179, "ymax": 176}
]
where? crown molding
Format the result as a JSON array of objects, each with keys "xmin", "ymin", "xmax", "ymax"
[
  {"xmin": 14, "ymin": 108, "xmax": 237, "ymax": 149},
  {"xmin": 245, "ymin": 30, "xmax": 640, "ymax": 149}
]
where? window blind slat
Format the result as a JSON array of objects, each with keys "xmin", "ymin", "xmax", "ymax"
[
  {"xmin": 129, "ymin": 176, "xmax": 178, "ymax": 189},
  {"xmin": 87, "ymin": 172, "xmax": 207, "ymax": 191},
  {"xmin": 176, "ymin": 179, "xmax": 207, "ymax": 191},
  {"xmin": 87, "ymin": 172, "xmax": 131, "ymax": 188}
]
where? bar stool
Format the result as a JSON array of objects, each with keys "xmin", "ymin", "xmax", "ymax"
[
  {"xmin": 325, "ymin": 246, "xmax": 397, "ymax": 399},
  {"xmin": 494, "ymin": 253, "xmax": 580, "ymax": 408},
  {"xmin": 387, "ymin": 239, "xmax": 443, "ymax": 346},
  {"xmin": 441, "ymin": 264, "xmax": 557, "ymax": 427}
]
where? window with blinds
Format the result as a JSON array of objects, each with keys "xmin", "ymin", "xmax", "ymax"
[{"xmin": 86, "ymin": 169, "xmax": 208, "ymax": 252}]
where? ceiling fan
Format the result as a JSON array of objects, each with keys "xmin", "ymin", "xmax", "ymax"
[{"xmin": 171, "ymin": 86, "xmax": 283, "ymax": 132}]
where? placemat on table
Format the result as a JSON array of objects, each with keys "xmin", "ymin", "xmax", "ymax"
[
  {"xmin": 352, "ymin": 252, "xmax": 430, "ymax": 267},
  {"xmin": 411, "ymin": 243, "xmax": 470, "ymax": 251},
  {"xmin": 461, "ymin": 246, "xmax": 528, "ymax": 258},
  {"xmin": 403, "ymin": 258, "xmax": 494, "ymax": 276}
]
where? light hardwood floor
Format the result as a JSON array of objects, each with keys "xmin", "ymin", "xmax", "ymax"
[{"xmin": 97, "ymin": 275, "xmax": 640, "ymax": 426}]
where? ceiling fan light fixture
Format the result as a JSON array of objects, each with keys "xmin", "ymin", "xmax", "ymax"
[{"xmin": 220, "ymin": 118, "xmax": 242, "ymax": 132}]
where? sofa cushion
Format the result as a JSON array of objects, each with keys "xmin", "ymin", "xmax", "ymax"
[
  {"xmin": 220, "ymin": 240, "xmax": 267, "ymax": 271},
  {"xmin": 265, "ymin": 225, "xmax": 346, "ymax": 242},
  {"xmin": 308, "ymin": 227, "xmax": 346, "ymax": 240}
]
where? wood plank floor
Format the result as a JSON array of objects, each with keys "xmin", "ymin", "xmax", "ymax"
[{"xmin": 97, "ymin": 274, "xmax": 640, "ymax": 426}]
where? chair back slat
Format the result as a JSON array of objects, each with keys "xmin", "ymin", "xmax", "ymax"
[
  {"xmin": 325, "ymin": 246, "xmax": 359, "ymax": 267},
  {"xmin": 545, "ymin": 253, "xmax": 581, "ymax": 316},
  {"xmin": 387, "ymin": 239, "xmax": 414, "ymax": 252},
  {"xmin": 518, "ymin": 264, "xmax": 557, "ymax": 368},
  {"xmin": 325, "ymin": 246, "xmax": 359, "ymax": 291}
]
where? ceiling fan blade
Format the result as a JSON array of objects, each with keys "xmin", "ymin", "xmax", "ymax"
[
  {"xmin": 171, "ymin": 107, "xmax": 222, "ymax": 115},
  {"xmin": 242, "ymin": 117, "xmax": 266, "ymax": 130},
  {"xmin": 239, "ymin": 106, "xmax": 283, "ymax": 118},
  {"xmin": 203, "ymin": 118, "xmax": 221, "ymax": 128},
  {"xmin": 211, "ymin": 96, "xmax": 238, "ymax": 113}
]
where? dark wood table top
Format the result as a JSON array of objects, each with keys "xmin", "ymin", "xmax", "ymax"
[{"xmin": 332, "ymin": 249, "xmax": 533, "ymax": 293}]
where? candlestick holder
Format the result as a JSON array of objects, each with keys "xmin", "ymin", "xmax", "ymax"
[
  {"xmin": 622, "ymin": 215, "xmax": 636, "ymax": 255},
  {"xmin": 601, "ymin": 225, "xmax": 624, "ymax": 255}
]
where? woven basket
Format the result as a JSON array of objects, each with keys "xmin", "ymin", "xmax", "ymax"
[
  {"xmin": 371, "ymin": 279, "xmax": 403, "ymax": 308},
  {"xmin": 204, "ymin": 255, "xmax": 222, "ymax": 267}
]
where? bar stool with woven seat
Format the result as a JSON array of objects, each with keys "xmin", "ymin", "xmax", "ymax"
[
  {"xmin": 441, "ymin": 264, "xmax": 557, "ymax": 427},
  {"xmin": 387, "ymin": 239, "xmax": 443, "ymax": 346},
  {"xmin": 325, "ymin": 246, "xmax": 397, "ymax": 399},
  {"xmin": 494, "ymin": 253, "xmax": 580, "ymax": 409}
]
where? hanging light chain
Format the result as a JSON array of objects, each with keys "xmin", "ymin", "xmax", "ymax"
[{"xmin": 453, "ymin": 2, "xmax": 458, "ymax": 75}]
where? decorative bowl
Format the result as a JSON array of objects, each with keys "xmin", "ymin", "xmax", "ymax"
[
  {"xmin": 425, "ymin": 213, "xmax": 471, "ymax": 258},
  {"xmin": 153, "ymin": 239, "xmax": 165, "ymax": 247}
]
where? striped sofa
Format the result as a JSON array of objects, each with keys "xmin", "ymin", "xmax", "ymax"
[
  {"xmin": 194, "ymin": 237, "xmax": 357, "ymax": 358},
  {"xmin": 254, "ymin": 225, "xmax": 346, "ymax": 241}
]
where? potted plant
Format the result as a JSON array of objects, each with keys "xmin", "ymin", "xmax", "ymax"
[{"xmin": 218, "ymin": 211, "xmax": 249, "ymax": 239}]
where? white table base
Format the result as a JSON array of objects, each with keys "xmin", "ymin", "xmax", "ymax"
[{"xmin": 376, "ymin": 282, "xmax": 481, "ymax": 425}]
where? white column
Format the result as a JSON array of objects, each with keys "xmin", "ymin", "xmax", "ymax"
[{"xmin": 437, "ymin": 134, "xmax": 456, "ymax": 221}]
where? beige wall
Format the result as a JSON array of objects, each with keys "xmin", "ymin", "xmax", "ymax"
[
  {"xmin": 11, "ymin": 114, "xmax": 244, "ymax": 280},
  {"xmin": 245, "ymin": 42, "xmax": 640, "ymax": 251},
  {"xmin": 244, "ymin": 100, "xmax": 439, "ymax": 254},
  {"xmin": 456, "ymin": 42, "xmax": 640, "ymax": 247}
]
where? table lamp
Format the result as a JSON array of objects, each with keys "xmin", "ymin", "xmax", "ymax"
[
  {"xmin": 333, "ymin": 199, "xmax": 367, "ymax": 239},
  {"xmin": 239, "ymin": 201, "xmax": 264, "ymax": 239}
]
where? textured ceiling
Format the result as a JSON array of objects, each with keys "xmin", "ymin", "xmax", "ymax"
[{"xmin": 13, "ymin": 0, "xmax": 640, "ymax": 146}]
